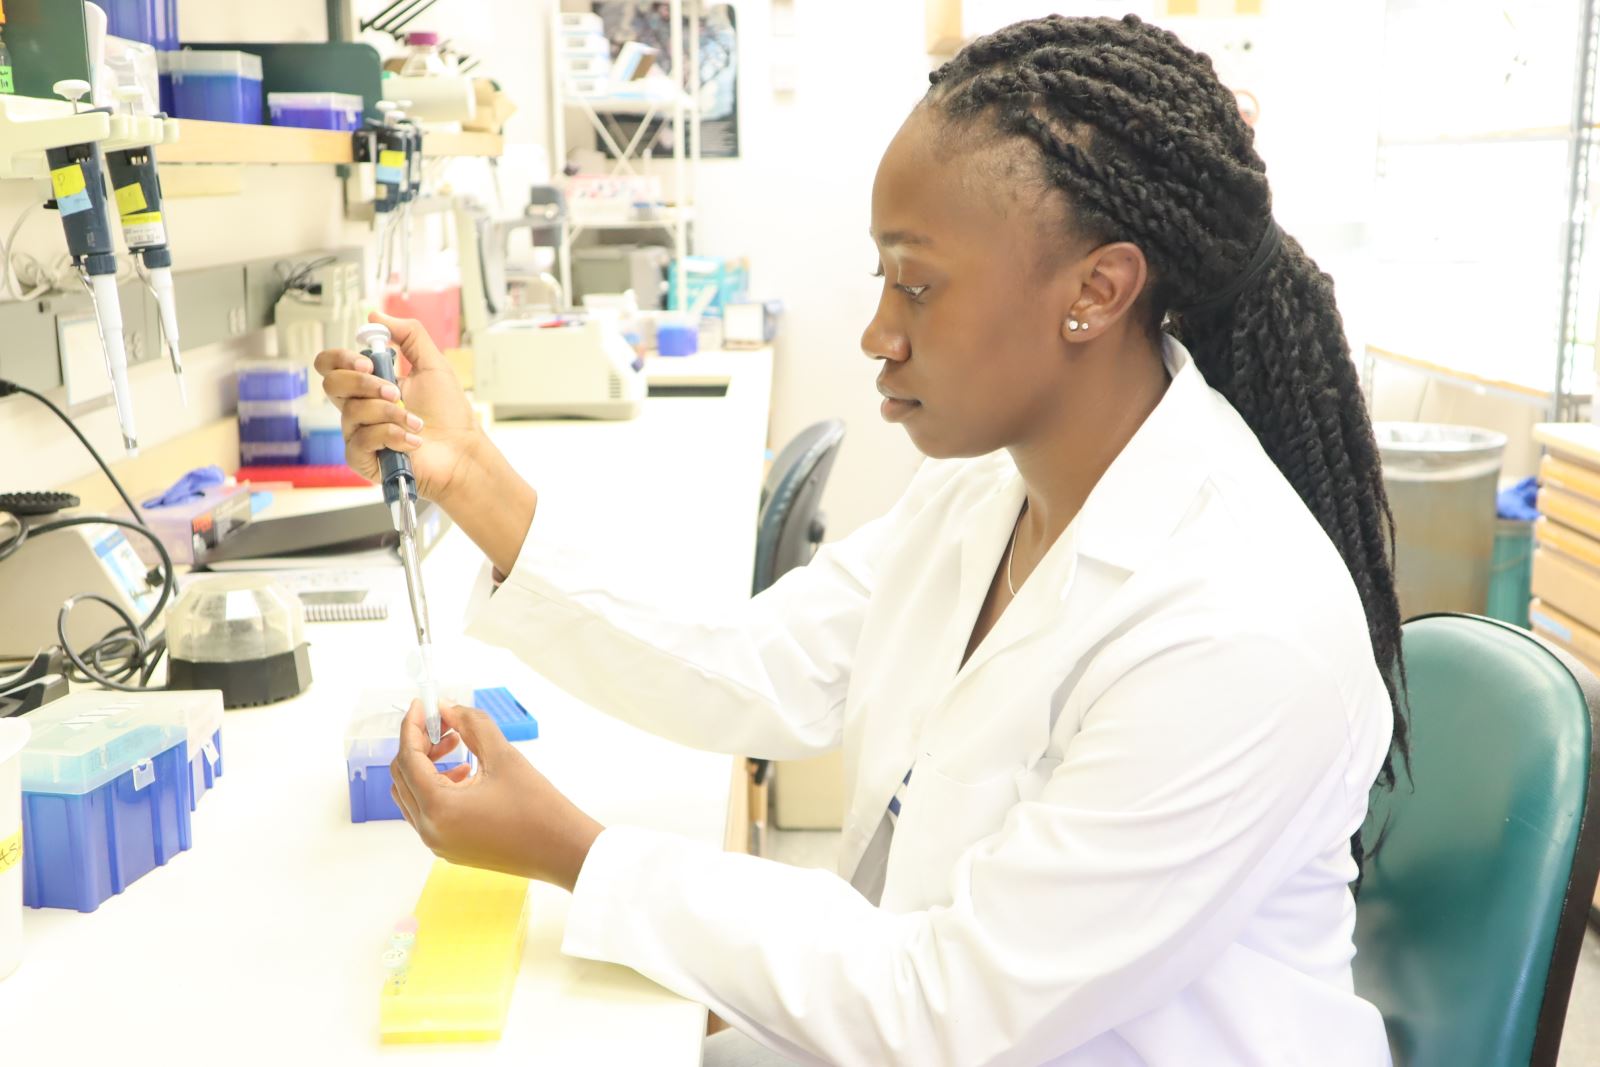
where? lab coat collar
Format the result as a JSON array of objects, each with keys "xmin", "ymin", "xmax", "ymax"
[
  {"xmin": 1068, "ymin": 335, "xmax": 1213, "ymax": 574},
  {"xmin": 946, "ymin": 337, "xmax": 1212, "ymax": 679}
]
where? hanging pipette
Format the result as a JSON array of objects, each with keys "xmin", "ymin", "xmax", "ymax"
[
  {"xmin": 46, "ymin": 80, "xmax": 137, "ymax": 454},
  {"xmin": 104, "ymin": 85, "xmax": 185, "ymax": 405}
]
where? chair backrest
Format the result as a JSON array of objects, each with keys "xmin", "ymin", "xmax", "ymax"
[
  {"xmin": 1353, "ymin": 614, "xmax": 1600, "ymax": 1067},
  {"xmin": 753, "ymin": 420, "xmax": 845, "ymax": 596}
]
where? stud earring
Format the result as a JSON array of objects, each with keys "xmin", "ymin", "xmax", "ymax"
[{"xmin": 1067, "ymin": 317, "xmax": 1087, "ymax": 333}]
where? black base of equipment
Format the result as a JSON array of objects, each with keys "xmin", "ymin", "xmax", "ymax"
[{"xmin": 168, "ymin": 645, "xmax": 313, "ymax": 708}]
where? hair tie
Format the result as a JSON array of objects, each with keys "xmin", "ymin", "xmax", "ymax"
[{"xmin": 1177, "ymin": 221, "xmax": 1282, "ymax": 318}]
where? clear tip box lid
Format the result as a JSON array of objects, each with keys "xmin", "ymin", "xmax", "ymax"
[{"xmin": 21, "ymin": 690, "xmax": 223, "ymax": 795}]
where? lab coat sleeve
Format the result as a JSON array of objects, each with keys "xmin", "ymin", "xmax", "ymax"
[
  {"xmin": 466, "ymin": 459, "xmax": 964, "ymax": 760},
  {"xmin": 560, "ymin": 628, "xmax": 1370, "ymax": 1066}
]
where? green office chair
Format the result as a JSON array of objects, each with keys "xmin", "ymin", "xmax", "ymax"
[{"xmin": 1353, "ymin": 614, "xmax": 1600, "ymax": 1066}]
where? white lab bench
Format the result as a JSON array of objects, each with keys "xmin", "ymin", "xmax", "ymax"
[{"xmin": 0, "ymin": 348, "xmax": 774, "ymax": 1064}]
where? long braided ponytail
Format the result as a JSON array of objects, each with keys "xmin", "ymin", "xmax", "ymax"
[{"xmin": 928, "ymin": 14, "xmax": 1408, "ymax": 876}]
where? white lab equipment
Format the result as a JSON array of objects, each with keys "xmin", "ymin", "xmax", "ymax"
[
  {"xmin": 457, "ymin": 198, "xmax": 644, "ymax": 420},
  {"xmin": 0, "ymin": 520, "xmax": 163, "ymax": 660},
  {"xmin": 0, "ymin": 717, "xmax": 28, "ymax": 981},
  {"xmin": 274, "ymin": 259, "xmax": 365, "ymax": 366},
  {"xmin": 473, "ymin": 318, "xmax": 644, "ymax": 421}
]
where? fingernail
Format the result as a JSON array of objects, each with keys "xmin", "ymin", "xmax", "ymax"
[
  {"xmin": 406, "ymin": 413, "xmax": 424, "ymax": 431},
  {"xmin": 404, "ymin": 433, "xmax": 423, "ymax": 448},
  {"xmin": 380, "ymin": 384, "xmax": 400, "ymax": 401},
  {"xmin": 355, "ymin": 358, "xmax": 373, "ymax": 373}
]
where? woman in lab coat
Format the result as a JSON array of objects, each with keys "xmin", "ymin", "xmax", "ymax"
[{"xmin": 318, "ymin": 15, "xmax": 1405, "ymax": 1066}]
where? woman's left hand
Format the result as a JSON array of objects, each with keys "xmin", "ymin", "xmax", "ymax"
[{"xmin": 390, "ymin": 700, "xmax": 604, "ymax": 892}]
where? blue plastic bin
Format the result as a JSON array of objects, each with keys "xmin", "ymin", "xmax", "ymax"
[
  {"xmin": 237, "ymin": 361, "xmax": 308, "ymax": 401},
  {"xmin": 169, "ymin": 50, "xmax": 263, "ymax": 125},
  {"xmin": 347, "ymin": 712, "xmax": 469, "ymax": 823},
  {"xmin": 304, "ymin": 427, "xmax": 345, "ymax": 465},
  {"xmin": 269, "ymin": 92, "xmax": 365, "ymax": 132},
  {"xmin": 21, "ymin": 697, "xmax": 193, "ymax": 912},
  {"xmin": 101, "ymin": 0, "xmax": 179, "ymax": 49},
  {"xmin": 474, "ymin": 687, "xmax": 540, "ymax": 742}
]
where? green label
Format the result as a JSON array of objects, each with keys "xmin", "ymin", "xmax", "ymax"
[{"xmin": 0, "ymin": 67, "xmax": 14, "ymax": 95}]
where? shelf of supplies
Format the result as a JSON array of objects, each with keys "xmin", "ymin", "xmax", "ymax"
[
  {"xmin": 1365, "ymin": 343, "xmax": 1563, "ymax": 407},
  {"xmin": 1377, "ymin": 125, "xmax": 1594, "ymax": 148},
  {"xmin": 161, "ymin": 120, "xmax": 351, "ymax": 163},
  {"xmin": 158, "ymin": 120, "xmax": 503, "ymax": 164}
]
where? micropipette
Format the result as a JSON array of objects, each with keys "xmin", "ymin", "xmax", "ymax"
[
  {"xmin": 357, "ymin": 322, "xmax": 441, "ymax": 744},
  {"xmin": 105, "ymin": 86, "xmax": 186, "ymax": 405},
  {"xmin": 47, "ymin": 80, "xmax": 138, "ymax": 454}
]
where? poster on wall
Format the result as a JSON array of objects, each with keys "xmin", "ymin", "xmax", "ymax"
[{"xmin": 593, "ymin": 1, "xmax": 739, "ymax": 159}]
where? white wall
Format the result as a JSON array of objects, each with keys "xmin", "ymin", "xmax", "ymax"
[{"xmin": 692, "ymin": 0, "xmax": 929, "ymax": 538}]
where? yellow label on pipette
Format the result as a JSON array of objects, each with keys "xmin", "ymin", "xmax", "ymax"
[
  {"xmin": 0, "ymin": 829, "xmax": 20, "ymax": 876},
  {"xmin": 51, "ymin": 164, "xmax": 86, "ymax": 200},
  {"xmin": 115, "ymin": 182, "xmax": 148, "ymax": 216},
  {"xmin": 378, "ymin": 150, "xmax": 405, "ymax": 169},
  {"xmin": 122, "ymin": 211, "xmax": 162, "ymax": 227}
]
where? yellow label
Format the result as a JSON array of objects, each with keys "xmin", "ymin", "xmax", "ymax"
[
  {"xmin": 0, "ymin": 829, "xmax": 19, "ymax": 876},
  {"xmin": 378, "ymin": 149, "xmax": 406, "ymax": 169},
  {"xmin": 115, "ymin": 182, "xmax": 148, "ymax": 216},
  {"xmin": 50, "ymin": 163, "xmax": 87, "ymax": 200},
  {"xmin": 123, "ymin": 211, "xmax": 163, "ymax": 227}
]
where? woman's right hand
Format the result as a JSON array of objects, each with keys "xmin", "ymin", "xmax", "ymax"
[{"xmin": 314, "ymin": 311, "xmax": 483, "ymax": 504}]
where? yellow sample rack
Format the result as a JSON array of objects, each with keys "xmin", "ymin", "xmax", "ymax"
[{"xmin": 379, "ymin": 861, "xmax": 532, "ymax": 1043}]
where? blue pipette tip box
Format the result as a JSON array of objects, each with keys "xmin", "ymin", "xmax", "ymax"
[{"xmin": 472, "ymin": 688, "xmax": 539, "ymax": 742}]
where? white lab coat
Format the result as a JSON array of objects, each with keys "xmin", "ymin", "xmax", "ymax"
[{"xmin": 468, "ymin": 337, "xmax": 1395, "ymax": 1067}]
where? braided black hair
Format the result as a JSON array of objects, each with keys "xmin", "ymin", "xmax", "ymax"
[{"xmin": 928, "ymin": 14, "xmax": 1408, "ymax": 879}]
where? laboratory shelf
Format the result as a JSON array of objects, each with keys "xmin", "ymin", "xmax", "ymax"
[{"xmin": 160, "ymin": 120, "xmax": 503, "ymax": 164}]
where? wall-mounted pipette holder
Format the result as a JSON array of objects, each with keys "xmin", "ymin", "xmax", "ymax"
[{"xmin": 0, "ymin": 94, "xmax": 177, "ymax": 180}]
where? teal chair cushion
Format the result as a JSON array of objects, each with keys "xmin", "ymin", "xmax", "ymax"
[{"xmin": 1353, "ymin": 615, "xmax": 1600, "ymax": 1066}]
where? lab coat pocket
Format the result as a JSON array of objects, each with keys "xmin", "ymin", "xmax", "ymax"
[{"xmin": 880, "ymin": 766, "xmax": 1020, "ymax": 913}]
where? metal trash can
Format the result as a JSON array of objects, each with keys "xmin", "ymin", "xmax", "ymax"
[{"xmin": 1375, "ymin": 423, "xmax": 1508, "ymax": 620}]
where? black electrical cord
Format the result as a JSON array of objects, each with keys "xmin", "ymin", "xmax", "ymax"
[
  {"xmin": 0, "ymin": 378, "xmax": 176, "ymax": 692},
  {"xmin": 0, "ymin": 379, "xmax": 144, "ymax": 523}
]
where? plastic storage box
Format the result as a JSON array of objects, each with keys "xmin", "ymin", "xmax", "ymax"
[
  {"xmin": 238, "ymin": 361, "xmax": 309, "ymax": 465},
  {"xmin": 168, "ymin": 49, "xmax": 263, "ymax": 124},
  {"xmin": 474, "ymin": 688, "xmax": 539, "ymax": 742},
  {"xmin": 269, "ymin": 91, "xmax": 365, "ymax": 132},
  {"xmin": 347, "ymin": 689, "xmax": 472, "ymax": 823},
  {"xmin": 238, "ymin": 361, "xmax": 308, "ymax": 400},
  {"xmin": 20, "ymin": 694, "xmax": 192, "ymax": 912},
  {"xmin": 100, "ymin": 0, "xmax": 180, "ymax": 50}
]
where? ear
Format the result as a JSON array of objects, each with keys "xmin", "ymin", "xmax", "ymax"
[{"xmin": 1059, "ymin": 242, "xmax": 1149, "ymax": 343}]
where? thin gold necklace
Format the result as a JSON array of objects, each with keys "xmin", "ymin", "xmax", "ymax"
[{"xmin": 1005, "ymin": 501, "xmax": 1029, "ymax": 598}]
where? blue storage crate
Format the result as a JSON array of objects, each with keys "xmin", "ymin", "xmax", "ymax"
[
  {"xmin": 474, "ymin": 687, "xmax": 539, "ymax": 742},
  {"xmin": 237, "ymin": 361, "xmax": 308, "ymax": 401},
  {"xmin": 347, "ymin": 711, "xmax": 470, "ymax": 823},
  {"xmin": 21, "ymin": 699, "xmax": 192, "ymax": 913},
  {"xmin": 101, "ymin": 0, "xmax": 179, "ymax": 49},
  {"xmin": 304, "ymin": 427, "xmax": 345, "ymax": 466},
  {"xmin": 269, "ymin": 92, "xmax": 365, "ymax": 132},
  {"xmin": 238, "ymin": 415, "xmax": 305, "ymax": 443},
  {"xmin": 169, "ymin": 50, "xmax": 264, "ymax": 125}
]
